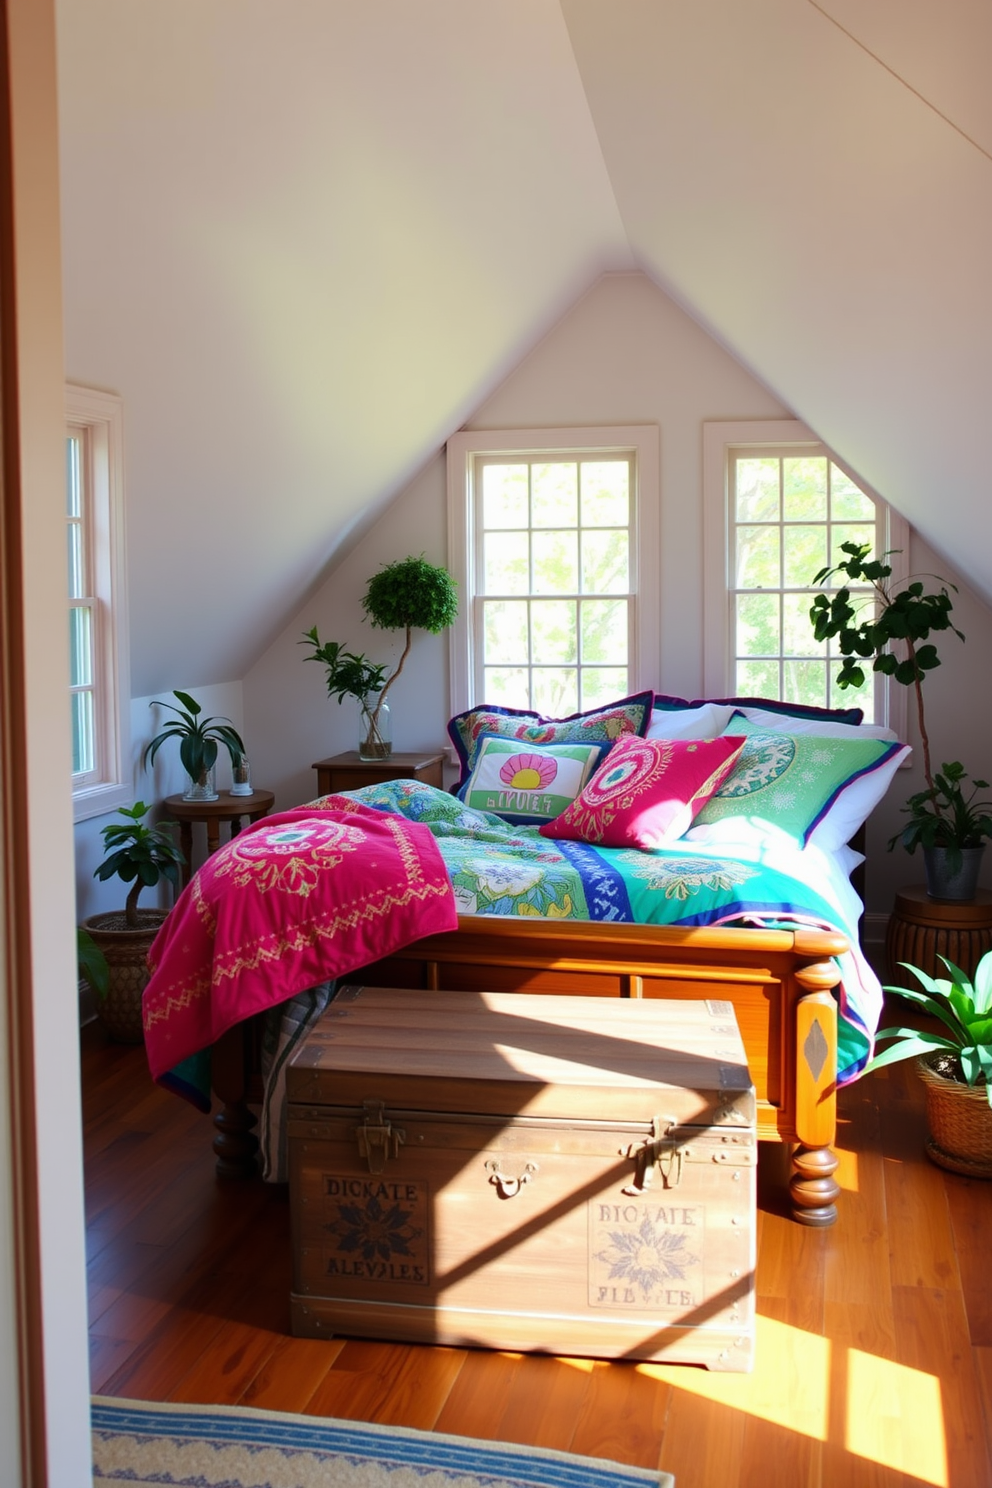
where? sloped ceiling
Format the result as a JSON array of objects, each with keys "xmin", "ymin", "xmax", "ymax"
[
  {"xmin": 56, "ymin": 1, "xmax": 992, "ymax": 696},
  {"xmin": 562, "ymin": 0, "xmax": 992, "ymax": 593}
]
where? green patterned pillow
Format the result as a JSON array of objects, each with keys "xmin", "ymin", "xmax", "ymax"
[{"xmin": 689, "ymin": 716, "xmax": 905, "ymax": 846}]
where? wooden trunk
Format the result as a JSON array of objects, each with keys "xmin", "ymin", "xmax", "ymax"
[{"xmin": 287, "ymin": 986, "xmax": 757, "ymax": 1371}]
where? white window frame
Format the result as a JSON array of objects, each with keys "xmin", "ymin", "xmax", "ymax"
[
  {"xmin": 446, "ymin": 425, "xmax": 660, "ymax": 719},
  {"xmin": 67, "ymin": 384, "xmax": 131, "ymax": 822},
  {"xmin": 702, "ymin": 418, "xmax": 908, "ymax": 737}
]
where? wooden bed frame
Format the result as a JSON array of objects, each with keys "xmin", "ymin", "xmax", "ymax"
[{"xmin": 212, "ymin": 914, "xmax": 848, "ymax": 1227}]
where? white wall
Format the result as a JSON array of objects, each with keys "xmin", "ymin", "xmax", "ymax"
[
  {"xmin": 244, "ymin": 461, "xmax": 452, "ymax": 811},
  {"xmin": 74, "ymin": 681, "xmax": 245, "ymax": 921},
  {"xmin": 244, "ymin": 269, "xmax": 786, "ymax": 796},
  {"xmin": 243, "ymin": 271, "xmax": 992, "ymax": 930}
]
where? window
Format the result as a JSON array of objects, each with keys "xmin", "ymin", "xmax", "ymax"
[
  {"xmin": 703, "ymin": 420, "xmax": 907, "ymax": 731},
  {"xmin": 67, "ymin": 384, "xmax": 131, "ymax": 821},
  {"xmin": 446, "ymin": 426, "xmax": 659, "ymax": 718}
]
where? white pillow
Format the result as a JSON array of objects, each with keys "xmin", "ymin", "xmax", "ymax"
[
  {"xmin": 739, "ymin": 705, "xmax": 899, "ymax": 742},
  {"xmin": 646, "ymin": 703, "xmax": 734, "ymax": 740}
]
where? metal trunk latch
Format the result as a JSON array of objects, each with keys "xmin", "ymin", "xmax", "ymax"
[
  {"xmin": 355, "ymin": 1100, "xmax": 405, "ymax": 1173},
  {"xmin": 622, "ymin": 1114, "xmax": 683, "ymax": 1195}
]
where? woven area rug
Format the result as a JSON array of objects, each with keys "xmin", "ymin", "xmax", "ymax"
[{"xmin": 92, "ymin": 1396, "xmax": 675, "ymax": 1488}]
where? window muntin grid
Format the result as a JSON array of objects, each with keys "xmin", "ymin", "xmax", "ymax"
[
  {"xmin": 475, "ymin": 455, "xmax": 632, "ymax": 714},
  {"xmin": 729, "ymin": 452, "xmax": 882, "ymax": 721},
  {"xmin": 67, "ymin": 429, "xmax": 98, "ymax": 777}
]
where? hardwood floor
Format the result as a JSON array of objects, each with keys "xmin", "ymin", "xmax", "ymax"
[{"xmin": 83, "ymin": 1020, "xmax": 992, "ymax": 1488}]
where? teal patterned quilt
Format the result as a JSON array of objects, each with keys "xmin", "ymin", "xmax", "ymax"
[{"xmin": 314, "ymin": 779, "xmax": 881, "ymax": 1083}]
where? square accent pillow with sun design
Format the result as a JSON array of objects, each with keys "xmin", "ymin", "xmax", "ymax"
[
  {"xmin": 458, "ymin": 734, "xmax": 610, "ymax": 825},
  {"xmin": 538, "ymin": 734, "xmax": 747, "ymax": 850}
]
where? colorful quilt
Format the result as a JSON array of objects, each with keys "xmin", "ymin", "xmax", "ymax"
[
  {"xmin": 310, "ymin": 779, "xmax": 882, "ymax": 1082},
  {"xmin": 142, "ymin": 799, "xmax": 458, "ymax": 1081}
]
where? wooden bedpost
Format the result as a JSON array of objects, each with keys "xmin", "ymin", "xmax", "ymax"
[
  {"xmin": 790, "ymin": 961, "xmax": 841, "ymax": 1227},
  {"xmin": 211, "ymin": 1022, "xmax": 259, "ymax": 1179}
]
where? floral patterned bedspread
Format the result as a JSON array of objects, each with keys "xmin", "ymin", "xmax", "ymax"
[{"xmin": 311, "ymin": 779, "xmax": 881, "ymax": 1083}]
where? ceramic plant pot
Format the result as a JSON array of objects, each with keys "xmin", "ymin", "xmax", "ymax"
[{"xmin": 923, "ymin": 845, "xmax": 985, "ymax": 902}]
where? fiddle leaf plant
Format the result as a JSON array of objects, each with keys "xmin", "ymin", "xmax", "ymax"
[
  {"xmin": 93, "ymin": 801, "xmax": 186, "ymax": 927},
  {"xmin": 143, "ymin": 689, "xmax": 246, "ymax": 788},
  {"xmin": 866, "ymin": 952, "xmax": 992, "ymax": 1105},
  {"xmin": 809, "ymin": 541, "xmax": 963, "ymax": 805}
]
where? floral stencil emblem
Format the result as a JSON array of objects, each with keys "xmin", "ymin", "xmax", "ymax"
[
  {"xmin": 595, "ymin": 1214, "xmax": 701, "ymax": 1300},
  {"xmin": 324, "ymin": 1194, "xmax": 423, "ymax": 1263}
]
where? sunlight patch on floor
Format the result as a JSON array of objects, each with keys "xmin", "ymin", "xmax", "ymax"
[
  {"xmin": 846, "ymin": 1348, "xmax": 947, "ymax": 1486},
  {"xmin": 636, "ymin": 1316, "xmax": 949, "ymax": 1481},
  {"xmin": 833, "ymin": 1144, "xmax": 859, "ymax": 1192},
  {"xmin": 636, "ymin": 1315, "xmax": 830, "ymax": 1441}
]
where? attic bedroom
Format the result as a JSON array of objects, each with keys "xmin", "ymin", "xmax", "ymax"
[{"xmin": 4, "ymin": 2, "xmax": 992, "ymax": 1485}]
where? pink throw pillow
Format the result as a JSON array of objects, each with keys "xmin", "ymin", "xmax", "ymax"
[{"xmin": 539, "ymin": 735, "xmax": 747, "ymax": 850}]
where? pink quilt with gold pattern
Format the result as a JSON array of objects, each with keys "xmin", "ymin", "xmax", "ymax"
[{"xmin": 142, "ymin": 799, "xmax": 457, "ymax": 1080}]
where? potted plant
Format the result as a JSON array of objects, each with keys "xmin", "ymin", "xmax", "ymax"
[
  {"xmin": 889, "ymin": 762, "xmax": 992, "ymax": 901},
  {"xmin": 809, "ymin": 541, "xmax": 985, "ymax": 899},
  {"xmin": 302, "ymin": 554, "xmax": 457, "ymax": 760},
  {"xmin": 143, "ymin": 689, "xmax": 247, "ymax": 800},
  {"xmin": 866, "ymin": 951, "xmax": 992, "ymax": 1175},
  {"xmin": 82, "ymin": 800, "xmax": 186, "ymax": 1044}
]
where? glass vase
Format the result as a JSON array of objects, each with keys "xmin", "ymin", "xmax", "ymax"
[
  {"xmin": 183, "ymin": 764, "xmax": 218, "ymax": 801},
  {"xmin": 230, "ymin": 755, "xmax": 253, "ymax": 796},
  {"xmin": 358, "ymin": 693, "xmax": 391, "ymax": 760}
]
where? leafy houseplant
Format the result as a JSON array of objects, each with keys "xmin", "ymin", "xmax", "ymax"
[
  {"xmin": 809, "ymin": 541, "xmax": 985, "ymax": 898},
  {"xmin": 82, "ymin": 801, "xmax": 186, "ymax": 1043},
  {"xmin": 867, "ymin": 952, "xmax": 992, "ymax": 1173},
  {"xmin": 302, "ymin": 555, "xmax": 458, "ymax": 760},
  {"xmin": 143, "ymin": 689, "xmax": 247, "ymax": 800},
  {"xmin": 889, "ymin": 762, "xmax": 992, "ymax": 886},
  {"xmin": 300, "ymin": 634, "xmax": 390, "ymax": 757}
]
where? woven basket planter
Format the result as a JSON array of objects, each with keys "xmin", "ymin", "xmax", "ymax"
[
  {"xmin": 83, "ymin": 909, "xmax": 168, "ymax": 1045},
  {"xmin": 918, "ymin": 1055, "xmax": 992, "ymax": 1177}
]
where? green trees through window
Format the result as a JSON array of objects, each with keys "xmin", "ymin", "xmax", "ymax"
[
  {"xmin": 477, "ymin": 456, "xmax": 632, "ymax": 715},
  {"xmin": 730, "ymin": 453, "xmax": 880, "ymax": 719}
]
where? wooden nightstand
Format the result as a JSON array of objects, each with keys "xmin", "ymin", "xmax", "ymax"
[
  {"xmin": 311, "ymin": 750, "xmax": 445, "ymax": 797},
  {"xmin": 165, "ymin": 788, "xmax": 275, "ymax": 886},
  {"xmin": 886, "ymin": 884, "xmax": 992, "ymax": 988}
]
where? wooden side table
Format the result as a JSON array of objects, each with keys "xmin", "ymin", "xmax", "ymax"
[
  {"xmin": 311, "ymin": 750, "xmax": 445, "ymax": 797},
  {"xmin": 165, "ymin": 789, "xmax": 276, "ymax": 886},
  {"xmin": 886, "ymin": 885, "xmax": 992, "ymax": 989}
]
